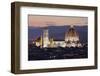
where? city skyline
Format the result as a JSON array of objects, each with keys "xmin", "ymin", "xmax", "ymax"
[
  {"xmin": 28, "ymin": 25, "xmax": 88, "ymax": 44},
  {"xmin": 28, "ymin": 15, "xmax": 88, "ymax": 60}
]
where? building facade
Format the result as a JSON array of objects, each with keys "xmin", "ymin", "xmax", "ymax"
[{"xmin": 34, "ymin": 25, "xmax": 82, "ymax": 48}]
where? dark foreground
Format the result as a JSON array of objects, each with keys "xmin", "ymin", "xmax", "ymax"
[{"xmin": 28, "ymin": 44, "xmax": 88, "ymax": 61}]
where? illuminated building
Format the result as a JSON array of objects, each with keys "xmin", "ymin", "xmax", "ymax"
[
  {"xmin": 49, "ymin": 38, "xmax": 54, "ymax": 47},
  {"xmin": 43, "ymin": 27, "xmax": 50, "ymax": 47},
  {"xmin": 53, "ymin": 40, "xmax": 66, "ymax": 47},
  {"xmin": 34, "ymin": 25, "xmax": 82, "ymax": 48},
  {"xmin": 35, "ymin": 35, "xmax": 43, "ymax": 48},
  {"xmin": 65, "ymin": 25, "xmax": 82, "ymax": 47}
]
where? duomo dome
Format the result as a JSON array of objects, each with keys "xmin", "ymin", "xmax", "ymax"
[
  {"xmin": 65, "ymin": 25, "xmax": 82, "ymax": 47},
  {"xmin": 65, "ymin": 25, "xmax": 79, "ymax": 42}
]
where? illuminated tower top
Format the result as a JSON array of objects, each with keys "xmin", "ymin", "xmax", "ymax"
[{"xmin": 43, "ymin": 27, "xmax": 49, "ymax": 47}]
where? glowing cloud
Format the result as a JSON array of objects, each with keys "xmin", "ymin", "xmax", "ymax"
[{"xmin": 28, "ymin": 15, "xmax": 88, "ymax": 27}]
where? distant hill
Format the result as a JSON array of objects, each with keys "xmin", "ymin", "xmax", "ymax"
[{"xmin": 28, "ymin": 25, "xmax": 88, "ymax": 44}]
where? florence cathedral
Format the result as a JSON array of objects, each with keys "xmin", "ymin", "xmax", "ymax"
[{"xmin": 33, "ymin": 25, "xmax": 82, "ymax": 48}]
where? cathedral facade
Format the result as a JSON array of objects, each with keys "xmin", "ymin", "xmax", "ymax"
[{"xmin": 34, "ymin": 25, "xmax": 82, "ymax": 48}]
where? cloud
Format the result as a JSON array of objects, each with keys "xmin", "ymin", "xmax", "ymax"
[{"xmin": 28, "ymin": 15, "xmax": 88, "ymax": 27}]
